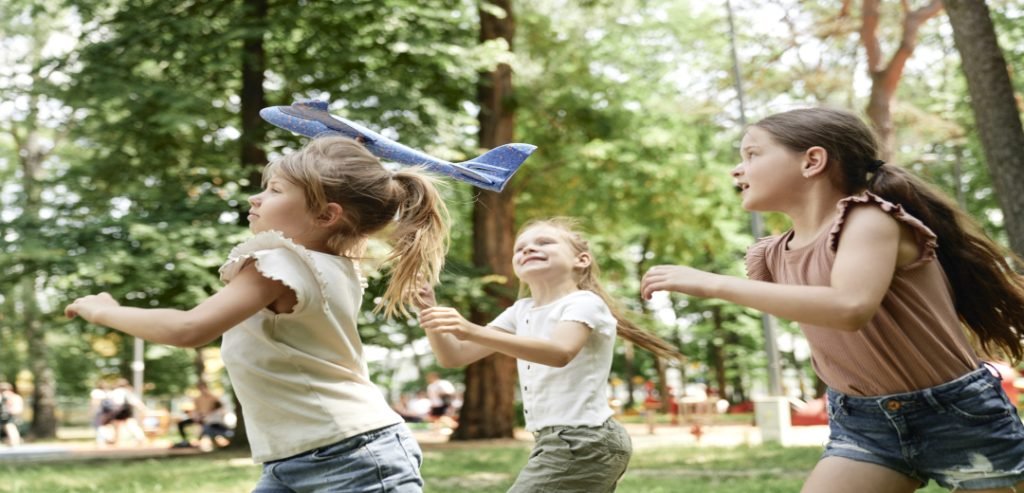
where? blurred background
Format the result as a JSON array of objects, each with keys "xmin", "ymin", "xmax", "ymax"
[{"xmin": 2, "ymin": 0, "xmax": 1022, "ymax": 449}]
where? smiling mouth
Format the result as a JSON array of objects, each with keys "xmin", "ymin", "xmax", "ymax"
[{"xmin": 734, "ymin": 183, "xmax": 748, "ymax": 194}]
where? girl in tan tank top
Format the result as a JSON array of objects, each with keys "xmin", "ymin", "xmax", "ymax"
[{"xmin": 641, "ymin": 107, "xmax": 1024, "ymax": 493}]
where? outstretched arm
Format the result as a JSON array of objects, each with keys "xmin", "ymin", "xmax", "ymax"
[
  {"xmin": 413, "ymin": 284, "xmax": 497, "ymax": 367},
  {"xmin": 65, "ymin": 262, "xmax": 289, "ymax": 347},
  {"xmin": 413, "ymin": 303, "xmax": 497, "ymax": 368},
  {"xmin": 419, "ymin": 307, "xmax": 590, "ymax": 367},
  {"xmin": 642, "ymin": 206, "xmax": 901, "ymax": 331}
]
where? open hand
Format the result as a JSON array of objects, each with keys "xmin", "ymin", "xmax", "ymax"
[
  {"xmin": 641, "ymin": 265, "xmax": 717, "ymax": 300},
  {"xmin": 65, "ymin": 292, "xmax": 120, "ymax": 323},
  {"xmin": 419, "ymin": 306, "xmax": 476, "ymax": 340}
]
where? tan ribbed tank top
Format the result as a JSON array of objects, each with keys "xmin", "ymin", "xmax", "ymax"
[{"xmin": 745, "ymin": 192, "xmax": 978, "ymax": 396}]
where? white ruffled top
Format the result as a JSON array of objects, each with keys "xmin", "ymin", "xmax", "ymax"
[{"xmin": 217, "ymin": 231, "xmax": 401, "ymax": 463}]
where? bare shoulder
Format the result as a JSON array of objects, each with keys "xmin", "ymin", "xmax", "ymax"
[
  {"xmin": 841, "ymin": 204, "xmax": 919, "ymax": 266},
  {"xmin": 840, "ymin": 204, "xmax": 900, "ymax": 239}
]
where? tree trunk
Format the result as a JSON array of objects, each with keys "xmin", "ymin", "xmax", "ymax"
[
  {"xmin": 453, "ymin": 0, "xmax": 519, "ymax": 441},
  {"xmin": 23, "ymin": 279, "xmax": 57, "ymax": 438},
  {"xmin": 710, "ymin": 307, "xmax": 728, "ymax": 399},
  {"xmin": 14, "ymin": 89, "xmax": 58, "ymax": 439},
  {"xmin": 943, "ymin": 0, "xmax": 1024, "ymax": 257},
  {"xmin": 240, "ymin": 0, "xmax": 268, "ymax": 196},
  {"xmin": 859, "ymin": 0, "xmax": 943, "ymax": 159},
  {"xmin": 623, "ymin": 341, "xmax": 637, "ymax": 409},
  {"xmin": 731, "ymin": 374, "xmax": 747, "ymax": 403},
  {"xmin": 226, "ymin": 0, "xmax": 268, "ymax": 451},
  {"xmin": 193, "ymin": 349, "xmax": 207, "ymax": 385},
  {"xmin": 656, "ymin": 358, "xmax": 670, "ymax": 414}
]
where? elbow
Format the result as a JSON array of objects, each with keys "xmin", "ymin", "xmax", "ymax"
[
  {"xmin": 834, "ymin": 300, "xmax": 877, "ymax": 332},
  {"xmin": 432, "ymin": 349, "xmax": 465, "ymax": 368},
  {"xmin": 176, "ymin": 332, "xmax": 207, "ymax": 349},
  {"xmin": 179, "ymin": 337, "xmax": 212, "ymax": 349},
  {"xmin": 548, "ymin": 351, "xmax": 576, "ymax": 368},
  {"xmin": 174, "ymin": 314, "xmax": 219, "ymax": 348},
  {"xmin": 179, "ymin": 331, "xmax": 222, "ymax": 349},
  {"xmin": 436, "ymin": 356, "xmax": 461, "ymax": 369}
]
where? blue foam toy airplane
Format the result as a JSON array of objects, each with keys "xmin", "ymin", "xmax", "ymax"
[{"xmin": 259, "ymin": 100, "xmax": 536, "ymax": 192}]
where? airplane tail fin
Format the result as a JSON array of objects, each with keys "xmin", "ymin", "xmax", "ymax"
[{"xmin": 450, "ymin": 144, "xmax": 537, "ymax": 192}]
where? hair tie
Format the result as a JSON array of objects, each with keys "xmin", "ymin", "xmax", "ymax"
[{"xmin": 867, "ymin": 159, "xmax": 885, "ymax": 172}]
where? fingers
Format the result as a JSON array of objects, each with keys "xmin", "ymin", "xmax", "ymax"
[
  {"xmin": 63, "ymin": 292, "xmax": 115, "ymax": 320},
  {"xmin": 640, "ymin": 267, "xmax": 666, "ymax": 300},
  {"xmin": 418, "ymin": 307, "xmax": 461, "ymax": 331},
  {"xmin": 641, "ymin": 279, "xmax": 667, "ymax": 300}
]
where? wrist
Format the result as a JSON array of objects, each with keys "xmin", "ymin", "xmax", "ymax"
[
  {"xmin": 462, "ymin": 322, "xmax": 485, "ymax": 343},
  {"xmin": 90, "ymin": 306, "xmax": 110, "ymax": 326},
  {"xmin": 704, "ymin": 273, "xmax": 726, "ymax": 298}
]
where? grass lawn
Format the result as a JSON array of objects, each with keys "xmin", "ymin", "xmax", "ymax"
[{"xmin": 0, "ymin": 443, "xmax": 949, "ymax": 493}]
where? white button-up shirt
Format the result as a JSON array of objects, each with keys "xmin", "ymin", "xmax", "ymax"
[{"xmin": 489, "ymin": 290, "xmax": 617, "ymax": 431}]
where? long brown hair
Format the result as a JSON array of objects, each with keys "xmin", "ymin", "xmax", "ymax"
[
  {"xmin": 517, "ymin": 218, "xmax": 683, "ymax": 361},
  {"xmin": 265, "ymin": 135, "xmax": 449, "ymax": 318},
  {"xmin": 755, "ymin": 107, "xmax": 1024, "ymax": 362}
]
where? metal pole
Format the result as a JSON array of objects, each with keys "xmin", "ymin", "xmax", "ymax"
[
  {"xmin": 131, "ymin": 337, "xmax": 145, "ymax": 399},
  {"xmin": 726, "ymin": 0, "xmax": 783, "ymax": 397}
]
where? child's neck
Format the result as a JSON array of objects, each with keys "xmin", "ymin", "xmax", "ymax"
[
  {"xmin": 787, "ymin": 189, "xmax": 848, "ymax": 246},
  {"xmin": 527, "ymin": 278, "xmax": 580, "ymax": 306}
]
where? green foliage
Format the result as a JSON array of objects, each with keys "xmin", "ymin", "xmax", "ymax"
[
  {"xmin": 2, "ymin": 0, "xmax": 486, "ymax": 397},
  {"xmin": 4, "ymin": 0, "xmax": 1022, "ymax": 416}
]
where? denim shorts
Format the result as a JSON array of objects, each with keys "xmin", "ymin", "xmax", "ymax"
[
  {"xmin": 824, "ymin": 366, "xmax": 1024, "ymax": 490},
  {"xmin": 509, "ymin": 418, "xmax": 632, "ymax": 493},
  {"xmin": 253, "ymin": 423, "xmax": 423, "ymax": 493}
]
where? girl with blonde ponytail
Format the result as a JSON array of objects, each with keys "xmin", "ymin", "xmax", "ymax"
[
  {"xmin": 67, "ymin": 135, "xmax": 448, "ymax": 492},
  {"xmin": 418, "ymin": 217, "xmax": 680, "ymax": 493}
]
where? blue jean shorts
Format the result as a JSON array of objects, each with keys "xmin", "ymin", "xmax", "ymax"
[
  {"xmin": 824, "ymin": 366, "xmax": 1024, "ymax": 490},
  {"xmin": 253, "ymin": 423, "xmax": 423, "ymax": 493}
]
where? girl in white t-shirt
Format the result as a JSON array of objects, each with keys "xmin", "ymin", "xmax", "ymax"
[
  {"xmin": 418, "ymin": 217, "xmax": 679, "ymax": 493},
  {"xmin": 66, "ymin": 136, "xmax": 449, "ymax": 492}
]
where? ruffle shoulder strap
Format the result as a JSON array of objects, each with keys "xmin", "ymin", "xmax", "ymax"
[
  {"xmin": 745, "ymin": 236, "xmax": 776, "ymax": 282},
  {"xmin": 218, "ymin": 231, "xmax": 330, "ymax": 314},
  {"xmin": 827, "ymin": 192, "xmax": 939, "ymax": 270}
]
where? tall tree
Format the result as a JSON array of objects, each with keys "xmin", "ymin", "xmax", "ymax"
[
  {"xmin": 228, "ymin": 0, "xmax": 269, "ymax": 450},
  {"xmin": 0, "ymin": 0, "xmax": 75, "ymax": 438},
  {"xmin": 455, "ymin": 0, "xmax": 520, "ymax": 440},
  {"xmin": 942, "ymin": 0, "xmax": 1024, "ymax": 258},
  {"xmin": 855, "ymin": 0, "xmax": 943, "ymax": 159}
]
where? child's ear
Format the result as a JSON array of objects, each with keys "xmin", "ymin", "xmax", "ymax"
[
  {"xmin": 318, "ymin": 203, "xmax": 344, "ymax": 227},
  {"xmin": 576, "ymin": 251, "xmax": 593, "ymax": 269},
  {"xmin": 802, "ymin": 146, "xmax": 829, "ymax": 178}
]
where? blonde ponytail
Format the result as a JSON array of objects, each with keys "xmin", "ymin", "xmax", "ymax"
[
  {"xmin": 265, "ymin": 136, "xmax": 450, "ymax": 319},
  {"xmin": 378, "ymin": 170, "xmax": 450, "ymax": 318}
]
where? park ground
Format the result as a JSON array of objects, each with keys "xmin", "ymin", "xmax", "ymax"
[{"xmin": 0, "ymin": 418, "xmax": 950, "ymax": 493}]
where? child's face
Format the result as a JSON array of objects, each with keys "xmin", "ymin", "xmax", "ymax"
[
  {"xmin": 731, "ymin": 126, "xmax": 805, "ymax": 212},
  {"xmin": 247, "ymin": 175, "xmax": 316, "ymax": 240},
  {"xmin": 512, "ymin": 225, "xmax": 586, "ymax": 284}
]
